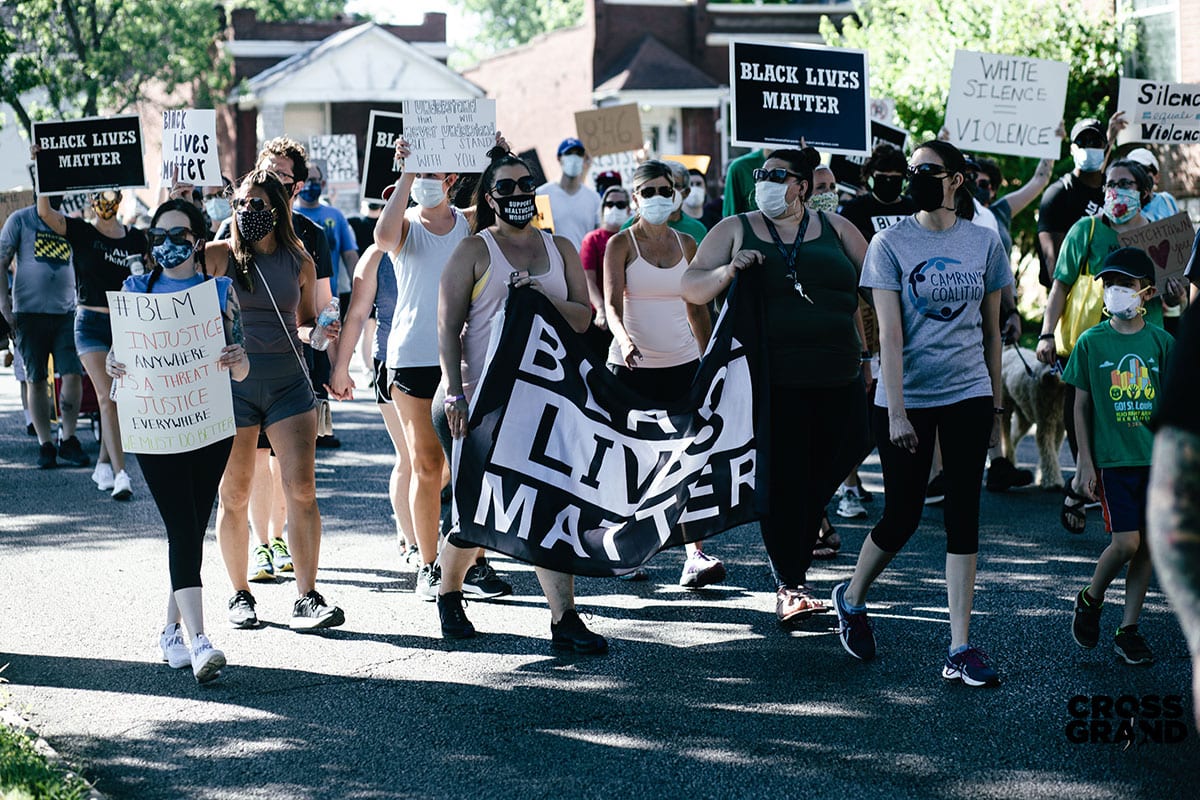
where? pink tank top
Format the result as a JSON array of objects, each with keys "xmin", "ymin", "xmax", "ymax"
[
  {"xmin": 607, "ymin": 229, "xmax": 697, "ymax": 368},
  {"xmin": 461, "ymin": 228, "xmax": 568, "ymax": 395}
]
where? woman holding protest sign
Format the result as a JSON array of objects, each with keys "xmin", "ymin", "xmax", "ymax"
[
  {"xmin": 603, "ymin": 159, "xmax": 725, "ymax": 589},
  {"xmin": 681, "ymin": 147, "xmax": 871, "ymax": 624},
  {"xmin": 206, "ymin": 169, "xmax": 344, "ymax": 632},
  {"xmin": 435, "ymin": 148, "xmax": 606, "ymax": 653},
  {"xmin": 105, "ymin": 199, "xmax": 246, "ymax": 683}
]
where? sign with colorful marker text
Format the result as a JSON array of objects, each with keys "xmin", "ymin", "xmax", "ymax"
[
  {"xmin": 944, "ymin": 50, "xmax": 1068, "ymax": 160},
  {"xmin": 33, "ymin": 115, "xmax": 146, "ymax": 195},
  {"xmin": 361, "ymin": 110, "xmax": 406, "ymax": 203},
  {"xmin": 1117, "ymin": 79, "xmax": 1200, "ymax": 145},
  {"xmin": 402, "ymin": 99, "xmax": 496, "ymax": 173},
  {"xmin": 575, "ymin": 104, "xmax": 643, "ymax": 158},
  {"xmin": 161, "ymin": 109, "xmax": 221, "ymax": 186},
  {"xmin": 308, "ymin": 134, "xmax": 360, "ymax": 184},
  {"xmin": 729, "ymin": 41, "xmax": 870, "ymax": 155},
  {"xmin": 107, "ymin": 281, "xmax": 235, "ymax": 455},
  {"xmin": 1117, "ymin": 212, "xmax": 1196, "ymax": 292}
]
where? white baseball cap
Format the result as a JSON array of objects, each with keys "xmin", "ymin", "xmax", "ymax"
[{"xmin": 1125, "ymin": 147, "xmax": 1159, "ymax": 172}]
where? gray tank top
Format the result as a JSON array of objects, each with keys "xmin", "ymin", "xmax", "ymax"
[{"xmin": 232, "ymin": 246, "xmax": 304, "ymax": 355}]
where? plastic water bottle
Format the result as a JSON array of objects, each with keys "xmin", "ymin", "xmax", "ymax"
[{"xmin": 309, "ymin": 297, "xmax": 340, "ymax": 352}]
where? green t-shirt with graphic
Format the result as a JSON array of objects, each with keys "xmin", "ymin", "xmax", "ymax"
[{"xmin": 1063, "ymin": 319, "xmax": 1174, "ymax": 468}]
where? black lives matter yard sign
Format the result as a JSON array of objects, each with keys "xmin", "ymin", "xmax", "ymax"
[
  {"xmin": 730, "ymin": 41, "xmax": 870, "ymax": 156},
  {"xmin": 33, "ymin": 115, "xmax": 146, "ymax": 196}
]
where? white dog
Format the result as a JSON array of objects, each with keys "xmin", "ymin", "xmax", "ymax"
[{"xmin": 1000, "ymin": 346, "xmax": 1066, "ymax": 489}]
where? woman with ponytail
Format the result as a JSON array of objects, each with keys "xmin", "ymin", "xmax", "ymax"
[
  {"xmin": 831, "ymin": 140, "xmax": 1010, "ymax": 687},
  {"xmin": 105, "ymin": 199, "xmax": 247, "ymax": 682}
]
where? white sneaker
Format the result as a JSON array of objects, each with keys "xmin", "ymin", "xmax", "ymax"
[
  {"xmin": 93, "ymin": 462, "xmax": 115, "ymax": 491},
  {"xmin": 159, "ymin": 623, "xmax": 191, "ymax": 669},
  {"xmin": 836, "ymin": 490, "xmax": 867, "ymax": 519},
  {"xmin": 190, "ymin": 633, "xmax": 226, "ymax": 684},
  {"xmin": 111, "ymin": 470, "xmax": 133, "ymax": 501},
  {"xmin": 679, "ymin": 551, "xmax": 727, "ymax": 588}
]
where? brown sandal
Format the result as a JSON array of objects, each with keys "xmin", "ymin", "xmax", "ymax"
[
  {"xmin": 776, "ymin": 584, "xmax": 829, "ymax": 623},
  {"xmin": 812, "ymin": 515, "xmax": 841, "ymax": 560}
]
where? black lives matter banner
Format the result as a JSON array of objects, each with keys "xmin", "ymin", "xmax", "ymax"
[
  {"xmin": 33, "ymin": 115, "xmax": 146, "ymax": 196},
  {"xmin": 730, "ymin": 41, "xmax": 870, "ymax": 156},
  {"xmin": 361, "ymin": 111, "xmax": 406, "ymax": 203},
  {"xmin": 449, "ymin": 273, "xmax": 770, "ymax": 577}
]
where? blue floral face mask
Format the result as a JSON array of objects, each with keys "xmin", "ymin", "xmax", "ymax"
[{"xmin": 152, "ymin": 240, "xmax": 194, "ymax": 269}]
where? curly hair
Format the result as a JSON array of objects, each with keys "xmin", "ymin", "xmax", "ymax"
[{"xmin": 255, "ymin": 137, "xmax": 309, "ymax": 186}]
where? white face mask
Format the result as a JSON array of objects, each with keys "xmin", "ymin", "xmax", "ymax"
[
  {"xmin": 638, "ymin": 195, "xmax": 674, "ymax": 225},
  {"xmin": 807, "ymin": 191, "xmax": 839, "ymax": 214},
  {"xmin": 685, "ymin": 185, "xmax": 706, "ymax": 208},
  {"xmin": 1072, "ymin": 146, "xmax": 1106, "ymax": 173},
  {"xmin": 560, "ymin": 154, "xmax": 585, "ymax": 178},
  {"xmin": 754, "ymin": 181, "xmax": 791, "ymax": 219},
  {"xmin": 204, "ymin": 196, "xmax": 232, "ymax": 222},
  {"xmin": 411, "ymin": 178, "xmax": 447, "ymax": 209},
  {"xmin": 603, "ymin": 205, "xmax": 630, "ymax": 226},
  {"xmin": 670, "ymin": 188, "xmax": 683, "ymax": 213},
  {"xmin": 1103, "ymin": 285, "xmax": 1145, "ymax": 320}
]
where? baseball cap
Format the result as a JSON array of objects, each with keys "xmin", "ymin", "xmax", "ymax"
[
  {"xmin": 1094, "ymin": 247, "xmax": 1155, "ymax": 283},
  {"xmin": 557, "ymin": 137, "xmax": 586, "ymax": 157},
  {"xmin": 1125, "ymin": 147, "xmax": 1159, "ymax": 172},
  {"xmin": 1070, "ymin": 119, "xmax": 1106, "ymax": 145}
]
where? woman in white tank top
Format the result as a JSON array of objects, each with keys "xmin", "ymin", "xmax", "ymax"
[
  {"xmin": 435, "ymin": 152, "xmax": 608, "ymax": 653},
  {"xmin": 602, "ymin": 160, "xmax": 726, "ymax": 590}
]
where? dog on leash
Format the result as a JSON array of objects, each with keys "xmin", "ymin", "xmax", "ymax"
[{"xmin": 1000, "ymin": 346, "xmax": 1066, "ymax": 489}]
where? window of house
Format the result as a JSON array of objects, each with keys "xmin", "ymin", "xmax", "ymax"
[{"xmin": 1127, "ymin": 0, "xmax": 1179, "ymax": 81}]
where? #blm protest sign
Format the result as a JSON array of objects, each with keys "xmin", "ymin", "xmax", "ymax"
[
  {"xmin": 575, "ymin": 104, "xmax": 643, "ymax": 158},
  {"xmin": 308, "ymin": 134, "xmax": 360, "ymax": 184},
  {"xmin": 161, "ymin": 110, "xmax": 221, "ymax": 186},
  {"xmin": 33, "ymin": 115, "xmax": 146, "ymax": 196},
  {"xmin": 0, "ymin": 190, "xmax": 34, "ymax": 228},
  {"xmin": 730, "ymin": 41, "xmax": 870, "ymax": 156},
  {"xmin": 829, "ymin": 119, "xmax": 909, "ymax": 190},
  {"xmin": 449, "ymin": 270, "xmax": 771, "ymax": 577},
  {"xmin": 107, "ymin": 281, "xmax": 235, "ymax": 455},
  {"xmin": 944, "ymin": 50, "xmax": 1068, "ymax": 160},
  {"xmin": 402, "ymin": 99, "xmax": 496, "ymax": 173},
  {"xmin": 1117, "ymin": 212, "xmax": 1196, "ymax": 292},
  {"xmin": 1117, "ymin": 79, "xmax": 1200, "ymax": 145},
  {"xmin": 362, "ymin": 111, "xmax": 406, "ymax": 203}
]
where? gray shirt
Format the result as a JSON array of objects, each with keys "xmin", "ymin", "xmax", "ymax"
[
  {"xmin": 0, "ymin": 207, "xmax": 75, "ymax": 315},
  {"xmin": 860, "ymin": 216, "xmax": 1012, "ymax": 409}
]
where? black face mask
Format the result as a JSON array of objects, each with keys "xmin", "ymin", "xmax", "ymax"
[
  {"xmin": 871, "ymin": 174, "xmax": 903, "ymax": 203},
  {"xmin": 972, "ymin": 183, "xmax": 992, "ymax": 206},
  {"xmin": 908, "ymin": 174, "xmax": 947, "ymax": 212},
  {"xmin": 236, "ymin": 208, "xmax": 276, "ymax": 242},
  {"xmin": 492, "ymin": 195, "xmax": 535, "ymax": 229}
]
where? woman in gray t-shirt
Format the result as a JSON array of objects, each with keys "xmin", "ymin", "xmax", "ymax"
[{"xmin": 833, "ymin": 141, "xmax": 1011, "ymax": 689}]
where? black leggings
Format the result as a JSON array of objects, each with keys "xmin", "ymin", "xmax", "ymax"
[
  {"xmin": 869, "ymin": 397, "xmax": 992, "ymax": 556},
  {"xmin": 609, "ymin": 360, "xmax": 699, "ymax": 404},
  {"xmin": 137, "ymin": 438, "xmax": 234, "ymax": 591},
  {"xmin": 760, "ymin": 379, "xmax": 869, "ymax": 587}
]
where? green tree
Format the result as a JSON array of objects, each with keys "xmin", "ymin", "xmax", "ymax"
[{"xmin": 450, "ymin": 0, "xmax": 585, "ymax": 57}]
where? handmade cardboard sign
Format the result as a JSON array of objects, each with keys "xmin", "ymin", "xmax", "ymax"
[
  {"xmin": 1117, "ymin": 79, "xmax": 1200, "ymax": 145},
  {"xmin": 575, "ymin": 104, "xmax": 643, "ymax": 158},
  {"xmin": 0, "ymin": 190, "xmax": 34, "ymax": 228},
  {"xmin": 402, "ymin": 99, "xmax": 496, "ymax": 173},
  {"xmin": 33, "ymin": 115, "xmax": 146, "ymax": 195},
  {"xmin": 308, "ymin": 134, "xmax": 360, "ymax": 184},
  {"xmin": 161, "ymin": 109, "xmax": 221, "ymax": 186},
  {"xmin": 532, "ymin": 195, "xmax": 555, "ymax": 232},
  {"xmin": 1117, "ymin": 212, "xmax": 1196, "ymax": 292}
]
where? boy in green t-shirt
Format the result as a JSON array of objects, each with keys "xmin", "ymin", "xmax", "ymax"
[{"xmin": 1063, "ymin": 247, "xmax": 1174, "ymax": 665}]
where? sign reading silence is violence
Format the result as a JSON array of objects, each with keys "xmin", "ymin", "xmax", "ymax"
[
  {"xmin": 33, "ymin": 114, "xmax": 146, "ymax": 195},
  {"xmin": 729, "ymin": 41, "xmax": 870, "ymax": 155}
]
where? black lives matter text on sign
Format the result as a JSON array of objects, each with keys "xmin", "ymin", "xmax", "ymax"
[
  {"xmin": 361, "ymin": 111, "xmax": 406, "ymax": 203},
  {"xmin": 33, "ymin": 115, "xmax": 146, "ymax": 196},
  {"xmin": 729, "ymin": 41, "xmax": 871, "ymax": 156}
]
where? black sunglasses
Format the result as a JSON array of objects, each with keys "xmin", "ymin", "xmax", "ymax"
[
  {"xmin": 148, "ymin": 226, "xmax": 195, "ymax": 247},
  {"xmin": 491, "ymin": 176, "xmax": 538, "ymax": 196},
  {"xmin": 752, "ymin": 167, "xmax": 801, "ymax": 184},
  {"xmin": 906, "ymin": 163, "xmax": 950, "ymax": 178},
  {"xmin": 604, "ymin": 200, "xmax": 629, "ymax": 209},
  {"xmin": 233, "ymin": 197, "xmax": 268, "ymax": 211},
  {"xmin": 637, "ymin": 186, "xmax": 675, "ymax": 199}
]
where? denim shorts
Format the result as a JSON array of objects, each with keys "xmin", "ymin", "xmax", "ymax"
[
  {"xmin": 74, "ymin": 308, "xmax": 114, "ymax": 355},
  {"xmin": 13, "ymin": 312, "xmax": 82, "ymax": 382}
]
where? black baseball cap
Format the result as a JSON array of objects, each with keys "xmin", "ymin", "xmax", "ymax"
[
  {"xmin": 1070, "ymin": 119, "xmax": 1106, "ymax": 145},
  {"xmin": 1094, "ymin": 247, "xmax": 1155, "ymax": 283}
]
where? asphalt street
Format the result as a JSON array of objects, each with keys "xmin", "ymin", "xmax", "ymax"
[{"xmin": 1, "ymin": 358, "xmax": 1196, "ymax": 799}]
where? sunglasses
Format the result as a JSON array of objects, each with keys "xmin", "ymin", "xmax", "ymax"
[
  {"xmin": 490, "ymin": 176, "xmax": 538, "ymax": 196},
  {"xmin": 1104, "ymin": 179, "xmax": 1138, "ymax": 191},
  {"xmin": 637, "ymin": 186, "xmax": 675, "ymax": 199},
  {"xmin": 906, "ymin": 164, "xmax": 950, "ymax": 178},
  {"xmin": 752, "ymin": 168, "xmax": 801, "ymax": 184},
  {"xmin": 148, "ymin": 226, "xmax": 195, "ymax": 247},
  {"xmin": 604, "ymin": 200, "xmax": 629, "ymax": 209},
  {"xmin": 233, "ymin": 197, "xmax": 269, "ymax": 211}
]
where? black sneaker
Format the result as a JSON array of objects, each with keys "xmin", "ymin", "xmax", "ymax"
[
  {"xmin": 26, "ymin": 423, "xmax": 36, "ymax": 436},
  {"xmin": 463, "ymin": 559, "xmax": 513, "ymax": 600},
  {"xmin": 1114, "ymin": 625, "xmax": 1154, "ymax": 665},
  {"xmin": 1072, "ymin": 588, "xmax": 1102, "ymax": 649},
  {"xmin": 832, "ymin": 582, "xmax": 876, "ymax": 661},
  {"xmin": 228, "ymin": 590, "xmax": 259, "ymax": 628},
  {"xmin": 437, "ymin": 591, "xmax": 476, "ymax": 639},
  {"xmin": 57, "ymin": 435, "xmax": 90, "ymax": 467},
  {"xmin": 315, "ymin": 434, "xmax": 341, "ymax": 449},
  {"xmin": 290, "ymin": 589, "xmax": 345, "ymax": 631},
  {"xmin": 551, "ymin": 609, "xmax": 608, "ymax": 655},
  {"xmin": 986, "ymin": 457, "xmax": 1034, "ymax": 492},
  {"xmin": 37, "ymin": 442, "xmax": 57, "ymax": 469},
  {"xmin": 924, "ymin": 472, "xmax": 946, "ymax": 505}
]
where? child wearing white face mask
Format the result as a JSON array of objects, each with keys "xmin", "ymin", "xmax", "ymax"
[{"xmin": 1063, "ymin": 247, "xmax": 1174, "ymax": 667}]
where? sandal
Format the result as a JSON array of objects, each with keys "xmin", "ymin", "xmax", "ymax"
[
  {"xmin": 776, "ymin": 584, "xmax": 828, "ymax": 623},
  {"xmin": 812, "ymin": 514, "xmax": 841, "ymax": 560},
  {"xmin": 1061, "ymin": 485, "xmax": 1088, "ymax": 534}
]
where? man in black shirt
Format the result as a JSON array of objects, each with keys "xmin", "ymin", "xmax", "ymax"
[{"xmin": 1035, "ymin": 118, "xmax": 1107, "ymax": 288}]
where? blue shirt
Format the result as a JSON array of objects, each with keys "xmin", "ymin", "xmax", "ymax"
[
  {"xmin": 373, "ymin": 252, "xmax": 396, "ymax": 363},
  {"xmin": 294, "ymin": 203, "xmax": 357, "ymax": 290},
  {"xmin": 123, "ymin": 273, "xmax": 232, "ymax": 314}
]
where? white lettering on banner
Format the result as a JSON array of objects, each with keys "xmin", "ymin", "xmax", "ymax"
[
  {"xmin": 542, "ymin": 505, "xmax": 588, "ymax": 557},
  {"xmin": 473, "ymin": 471, "xmax": 537, "ymax": 540},
  {"xmin": 518, "ymin": 316, "xmax": 567, "ymax": 383}
]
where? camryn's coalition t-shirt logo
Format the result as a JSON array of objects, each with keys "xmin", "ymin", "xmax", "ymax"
[{"xmin": 906, "ymin": 256, "xmax": 983, "ymax": 322}]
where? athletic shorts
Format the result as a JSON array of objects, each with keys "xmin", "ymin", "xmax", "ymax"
[
  {"xmin": 374, "ymin": 358, "xmax": 390, "ymax": 404},
  {"xmin": 13, "ymin": 312, "xmax": 82, "ymax": 381},
  {"xmin": 74, "ymin": 308, "xmax": 113, "ymax": 355},
  {"xmin": 233, "ymin": 353, "xmax": 316, "ymax": 429},
  {"xmin": 388, "ymin": 365, "xmax": 441, "ymax": 400},
  {"xmin": 1097, "ymin": 466, "xmax": 1150, "ymax": 534}
]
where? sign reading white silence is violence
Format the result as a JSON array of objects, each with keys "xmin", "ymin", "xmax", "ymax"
[
  {"xmin": 730, "ymin": 41, "xmax": 870, "ymax": 156},
  {"xmin": 449, "ymin": 272, "xmax": 770, "ymax": 577},
  {"xmin": 944, "ymin": 50, "xmax": 1068, "ymax": 160},
  {"xmin": 1117, "ymin": 78, "xmax": 1200, "ymax": 145},
  {"xmin": 33, "ymin": 115, "xmax": 146, "ymax": 196},
  {"xmin": 107, "ymin": 281, "xmax": 235, "ymax": 455}
]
